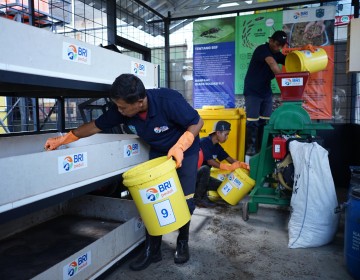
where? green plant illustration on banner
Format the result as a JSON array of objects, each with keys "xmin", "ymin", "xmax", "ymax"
[
  {"xmin": 193, "ymin": 17, "xmax": 235, "ymax": 45},
  {"xmin": 235, "ymin": 11, "xmax": 284, "ymax": 94}
]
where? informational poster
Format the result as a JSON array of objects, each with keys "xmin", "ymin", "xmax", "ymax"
[
  {"xmin": 192, "ymin": 6, "xmax": 336, "ymax": 119},
  {"xmin": 283, "ymin": 6, "xmax": 336, "ymax": 119},
  {"xmin": 235, "ymin": 12, "xmax": 284, "ymax": 95},
  {"xmin": 193, "ymin": 17, "xmax": 236, "ymax": 108}
]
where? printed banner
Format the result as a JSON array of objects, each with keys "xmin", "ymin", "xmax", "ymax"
[
  {"xmin": 235, "ymin": 12, "xmax": 284, "ymax": 95},
  {"xmin": 283, "ymin": 6, "xmax": 336, "ymax": 119},
  {"xmin": 193, "ymin": 17, "xmax": 236, "ymax": 109},
  {"xmin": 192, "ymin": 6, "xmax": 336, "ymax": 119}
]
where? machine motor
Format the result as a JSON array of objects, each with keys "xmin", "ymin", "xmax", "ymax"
[{"xmin": 273, "ymin": 135, "xmax": 294, "ymax": 191}]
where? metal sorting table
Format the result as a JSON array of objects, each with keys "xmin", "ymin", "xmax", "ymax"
[
  {"xmin": 0, "ymin": 133, "xmax": 150, "ymax": 279},
  {"xmin": 0, "ymin": 195, "xmax": 145, "ymax": 280},
  {"xmin": 0, "ymin": 133, "xmax": 149, "ymax": 214}
]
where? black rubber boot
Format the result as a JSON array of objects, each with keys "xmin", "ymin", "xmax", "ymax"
[
  {"xmin": 245, "ymin": 126, "xmax": 258, "ymax": 156},
  {"xmin": 174, "ymin": 222, "xmax": 190, "ymax": 264},
  {"xmin": 195, "ymin": 165, "xmax": 211, "ymax": 201},
  {"xmin": 129, "ymin": 232, "xmax": 162, "ymax": 271}
]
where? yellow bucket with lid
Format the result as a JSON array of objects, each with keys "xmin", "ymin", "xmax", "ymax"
[
  {"xmin": 123, "ymin": 156, "xmax": 190, "ymax": 236},
  {"xmin": 217, "ymin": 168, "xmax": 255, "ymax": 206}
]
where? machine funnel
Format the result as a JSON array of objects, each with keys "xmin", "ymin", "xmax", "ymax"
[{"xmin": 275, "ymin": 72, "xmax": 310, "ymax": 101}]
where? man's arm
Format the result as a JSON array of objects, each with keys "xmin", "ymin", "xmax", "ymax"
[
  {"xmin": 44, "ymin": 120, "xmax": 102, "ymax": 150},
  {"xmin": 225, "ymin": 156, "xmax": 237, "ymax": 164},
  {"xmin": 72, "ymin": 120, "xmax": 102, "ymax": 138},
  {"xmin": 206, "ymin": 158, "xmax": 221, "ymax": 169},
  {"xmin": 265, "ymin": 56, "xmax": 282, "ymax": 74},
  {"xmin": 187, "ymin": 118, "xmax": 204, "ymax": 138}
]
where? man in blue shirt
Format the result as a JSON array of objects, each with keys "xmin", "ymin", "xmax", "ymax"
[
  {"xmin": 244, "ymin": 30, "xmax": 287, "ymax": 158},
  {"xmin": 195, "ymin": 121, "xmax": 246, "ymax": 207},
  {"xmin": 44, "ymin": 74, "xmax": 204, "ymax": 271}
]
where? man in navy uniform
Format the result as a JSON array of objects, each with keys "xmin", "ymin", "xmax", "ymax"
[
  {"xmin": 45, "ymin": 73, "xmax": 204, "ymax": 271},
  {"xmin": 244, "ymin": 30, "xmax": 287, "ymax": 159},
  {"xmin": 195, "ymin": 120, "xmax": 248, "ymax": 207}
]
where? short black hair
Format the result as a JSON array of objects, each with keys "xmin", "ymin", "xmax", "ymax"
[{"xmin": 110, "ymin": 74, "xmax": 146, "ymax": 104}]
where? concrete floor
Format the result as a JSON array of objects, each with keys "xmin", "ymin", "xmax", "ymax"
[{"xmin": 99, "ymin": 197, "xmax": 353, "ymax": 280}]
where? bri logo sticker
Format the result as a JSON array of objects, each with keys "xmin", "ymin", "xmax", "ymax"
[
  {"xmin": 63, "ymin": 42, "xmax": 91, "ymax": 65},
  {"xmin": 153, "ymin": 126, "xmax": 169, "ymax": 133},
  {"xmin": 58, "ymin": 152, "xmax": 87, "ymax": 174},
  {"xmin": 228, "ymin": 173, "xmax": 243, "ymax": 189},
  {"xmin": 281, "ymin": 77, "xmax": 303, "ymax": 87},
  {"xmin": 131, "ymin": 61, "xmax": 146, "ymax": 76},
  {"xmin": 124, "ymin": 143, "xmax": 140, "ymax": 157},
  {"xmin": 63, "ymin": 251, "xmax": 91, "ymax": 280},
  {"xmin": 140, "ymin": 178, "xmax": 177, "ymax": 204}
]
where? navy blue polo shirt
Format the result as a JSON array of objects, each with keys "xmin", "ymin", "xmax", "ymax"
[
  {"xmin": 95, "ymin": 88, "xmax": 200, "ymax": 157},
  {"xmin": 200, "ymin": 136, "xmax": 229, "ymax": 166},
  {"xmin": 244, "ymin": 42, "xmax": 286, "ymax": 97}
]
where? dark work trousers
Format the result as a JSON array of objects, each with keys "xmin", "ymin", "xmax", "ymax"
[
  {"xmin": 195, "ymin": 165, "xmax": 222, "ymax": 200},
  {"xmin": 245, "ymin": 94, "xmax": 272, "ymax": 153}
]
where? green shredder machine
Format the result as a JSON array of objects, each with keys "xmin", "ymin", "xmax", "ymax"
[{"xmin": 242, "ymin": 72, "xmax": 333, "ymax": 221}]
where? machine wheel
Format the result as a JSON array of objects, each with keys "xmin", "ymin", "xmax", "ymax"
[{"xmin": 242, "ymin": 202, "xmax": 249, "ymax": 221}]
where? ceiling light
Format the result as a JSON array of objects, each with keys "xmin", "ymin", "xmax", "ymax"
[{"xmin": 218, "ymin": 2, "xmax": 239, "ymax": 8}]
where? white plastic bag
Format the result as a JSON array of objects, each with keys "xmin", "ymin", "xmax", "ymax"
[{"xmin": 288, "ymin": 141, "xmax": 339, "ymax": 248}]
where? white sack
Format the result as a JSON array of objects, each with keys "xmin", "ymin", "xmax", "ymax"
[{"xmin": 288, "ymin": 141, "xmax": 339, "ymax": 248}]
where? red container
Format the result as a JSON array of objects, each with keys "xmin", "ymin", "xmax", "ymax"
[
  {"xmin": 273, "ymin": 137, "xmax": 287, "ymax": 160},
  {"xmin": 275, "ymin": 72, "xmax": 310, "ymax": 101}
]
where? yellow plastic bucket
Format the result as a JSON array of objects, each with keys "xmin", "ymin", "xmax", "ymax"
[
  {"xmin": 122, "ymin": 156, "xmax": 190, "ymax": 236},
  {"xmin": 210, "ymin": 167, "xmax": 231, "ymax": 181},
  {"xmin": 217, "ymin": 168, "xmax": 255, "ymax": 206},
  {"xmin": 207, "ymin": 190, "xmax": 221, "ymax": 202},
  {"xmin": 285, "ymin": 48, "xmax": 328, "ymax": 73}
]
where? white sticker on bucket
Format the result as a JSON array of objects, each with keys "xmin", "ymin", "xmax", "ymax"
[
  {"xmin": 153, "ymin": 199, "xmax": 176, "ymax": 226},
  {"xmin": 221, "ymin": 182, "xmax": 233, "ymax": 196},
  {"xmin": 139, "ymin": 177, "xmax": 177, "ymax": 204},
  {"xmin": 303, "ymin": 50, "xmax": 313, "ymax": 57},
  {"xmin": 229, "ymin": 173, "xmax": 244, "ymax": 189},
  {"xmin": 217, "ymin": 173, "xmax": 228, "ymax": 181}
]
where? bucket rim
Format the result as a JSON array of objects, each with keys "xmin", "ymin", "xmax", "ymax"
[
  {"xmin": 285, "ymin": 51, "xmax": 304, "ymax": 73},
  {"xmin": 123, "ymin": 156, "xmax": 176, "ymax": 188},
  {"xmin": 233, "ymin": 168, "xmax": 255, "ymax": 185}
]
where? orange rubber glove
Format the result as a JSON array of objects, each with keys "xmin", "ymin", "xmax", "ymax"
[
  {"xmin": 44, "ymin": 131, "xmax": 79, "ymax": 151},
  {"xmin": 230, "ymin": 161, "xmax": 250, "ymax": 171},
  {"xmin": 167, "ymin": 131, "xmax": 195, "ymax": 168},
  {"xmin": 230, "ymin": 161, "xmax": 242, "ymax": 170},
  {"xmin": 220, "ymin": 161, "xmax": 250, "ymax": 171},
  {"xmin": 301, "ymin": 44, "xmax": 316, "ymax": 53},
  {"xmin": 219, "ymin": 163, "xmax": 233, "ymax": 171},
  {"xmin": 239, "ymin": 162, "xmax": 250, "ymax": 171}
]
